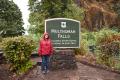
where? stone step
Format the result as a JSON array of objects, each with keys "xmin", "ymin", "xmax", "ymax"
[{"xmin": 31, "ymin": 52, "xmax": 39, "ymax": 58}]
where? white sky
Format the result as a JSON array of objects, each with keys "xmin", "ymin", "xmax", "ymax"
[{"xmin": 13, "ymin": 0, "xmax": 30, "ymax": 35}]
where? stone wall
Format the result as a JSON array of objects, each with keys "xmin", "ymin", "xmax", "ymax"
[{"xmin": 49, "ymin": 49, "xmax": 77, "ymax": 70}]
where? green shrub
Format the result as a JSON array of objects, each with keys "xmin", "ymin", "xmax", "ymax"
[
  {"xmin": 96, "ymin": 29, "xmax": 120, "ymax": 67},
  {"xmin": 1, "ymin": 36, "xmax": 35, "ymax": 74},
  {"xmin": 76, "ymin": 28, "xmax": 120, "ymax": 69},
  {"xmin": 98, "ymin": 53, "xmax": 115, "ymax": 67},
  {"xmin": 96, "ymin": 28, "xmax": 119, "ymax": 44},
  {"xmin": 75, "ymin": 39, "xmax": 88, "ymax": 55},
  {"xmin": 98, "ymin": 41, "xmax": 120, "ymax": 67}
]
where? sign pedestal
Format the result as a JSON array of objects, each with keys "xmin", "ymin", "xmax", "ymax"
[{"xmin": 49, "ymin": 49, "xmax": 77, "ymax": 70}]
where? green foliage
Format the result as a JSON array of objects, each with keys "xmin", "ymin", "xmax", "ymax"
[
  {"xmin": 95, "ymin": 28, "xmax": 120, "ymax": 67},
  {"xmin": 1, "ymin": 36, "xmax": 35, "ymax": 74},
  {"xmin": 115, "ymin": 62, "xmax": 120, "ymax": 70},
  {"xmin": 28, "ymin": 12, "xmax": 45, "ymax": 34},
  {"xmin": 96, "ymin": 28, "xmax": 119, "ymax": 44},
  {"xmin": 76, "ymin": 28, "xmax": 120, "ymax": 69},
  {"xmin": 64, "ymin": 4, "xmax": 84, "ymax": 21},
  {"xmin": 75, "ymin": 30, "xmax": 97, "ymax": 55},
  {"xmin": 97, "ymin": 42, "xmax": 120, "ymax": 67},
  {"xmin": 98, "ymin": 53, "xmax": 115, "ymax": 67},
  {"xmin": 28, "ymin": 34, "xmax": 42, "ymax": 52},
  {"xmin": 75, "ymin": 39, "xmax": 88, "ymax": 55},
  {"xmin": 28, "ymin": 0, "xmax": 84, "ymax": 35},
  {"xmin": 0, "ymin": 0, "xmax": 24, "ymax": 38},
  {"xmin": 82, "ymin": 30, "xmax": 98, "ymax": 46},
  {"xmin": 75, "ymin": 31, "xmax": 90, "ymax": 55}
]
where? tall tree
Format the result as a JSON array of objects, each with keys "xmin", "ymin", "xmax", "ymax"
[
  {"xmin": 28, "ymin": 0, "xmax": 84, "ymax": 35},
  {"xmin": 0, "ymin": 0, "xmax": 24, "ymax": 37}
]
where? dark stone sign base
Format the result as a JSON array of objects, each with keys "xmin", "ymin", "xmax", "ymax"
[{"xmin": 49, "ymin": 49, "xmax": 77, "ymax": 70}]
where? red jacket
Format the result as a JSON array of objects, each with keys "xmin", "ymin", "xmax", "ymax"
[{"xmin": 38, "ymin": 32, "xmax": 53, "ymax": 56}]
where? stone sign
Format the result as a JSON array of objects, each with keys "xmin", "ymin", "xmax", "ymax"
[{"xmin": 45, "ymin": 18, "xmax": 80, "ymax": 48}]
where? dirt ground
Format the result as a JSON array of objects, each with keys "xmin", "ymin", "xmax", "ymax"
[
  {"xmin": 0, "ymin": 64, "xmax": 12, "ymax": 80},
  {"xmin": 23, "ymin": 62, "xmax": 120, "ymax": 80}
]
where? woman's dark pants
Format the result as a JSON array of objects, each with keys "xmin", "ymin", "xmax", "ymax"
[{"xmin": 41, "ymin": 55, "xmax": 50, "ymax": 72}]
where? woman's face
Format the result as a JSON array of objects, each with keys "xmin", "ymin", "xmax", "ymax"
[{"xmin": 45, "ymin": 34, "xmax": 49, "ymax": 39}]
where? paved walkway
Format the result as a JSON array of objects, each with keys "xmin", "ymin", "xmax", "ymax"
[{"xmin": 23, "ymin": 62, "xmax": 120, "ymax": 80}]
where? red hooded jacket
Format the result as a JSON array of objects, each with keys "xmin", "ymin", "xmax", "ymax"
[{"xmin": 38, "ymin": 32, "xmax": 53, "ymax": 56}]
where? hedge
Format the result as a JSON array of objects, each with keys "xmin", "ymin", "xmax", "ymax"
[{"xmin": 1, "ymin": 36, "xmax": 35, "ymax": 74}]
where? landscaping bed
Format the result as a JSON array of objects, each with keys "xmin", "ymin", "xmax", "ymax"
[
  {"xmin": 0, "ymin": 61, "xmax": 37, "ymax": 80},
  {"xmin": 0, "ymin": 64, "xmax": 12, "ymax": 80},
  {"xmin": 76, "ymin": 54, "xmax": 120, "ymax": 74}
]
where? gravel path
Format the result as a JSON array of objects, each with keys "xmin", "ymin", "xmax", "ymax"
[{"xmin": 23, "ymin": 62, "xmax": 120, "ymax": 80}]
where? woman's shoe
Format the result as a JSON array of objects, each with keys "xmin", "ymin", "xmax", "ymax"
[
  {"xmin": 42, "ymin": 71, "xmax": 46, "ymax": 74},
  {"xmin": 47, "ymin": 70, "xmax": 49, "ymax": 73}
]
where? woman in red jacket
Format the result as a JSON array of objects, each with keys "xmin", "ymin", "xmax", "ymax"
[{"xmin": 38, "ymin": 32, "xmax": 53, "ymax": 74}]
